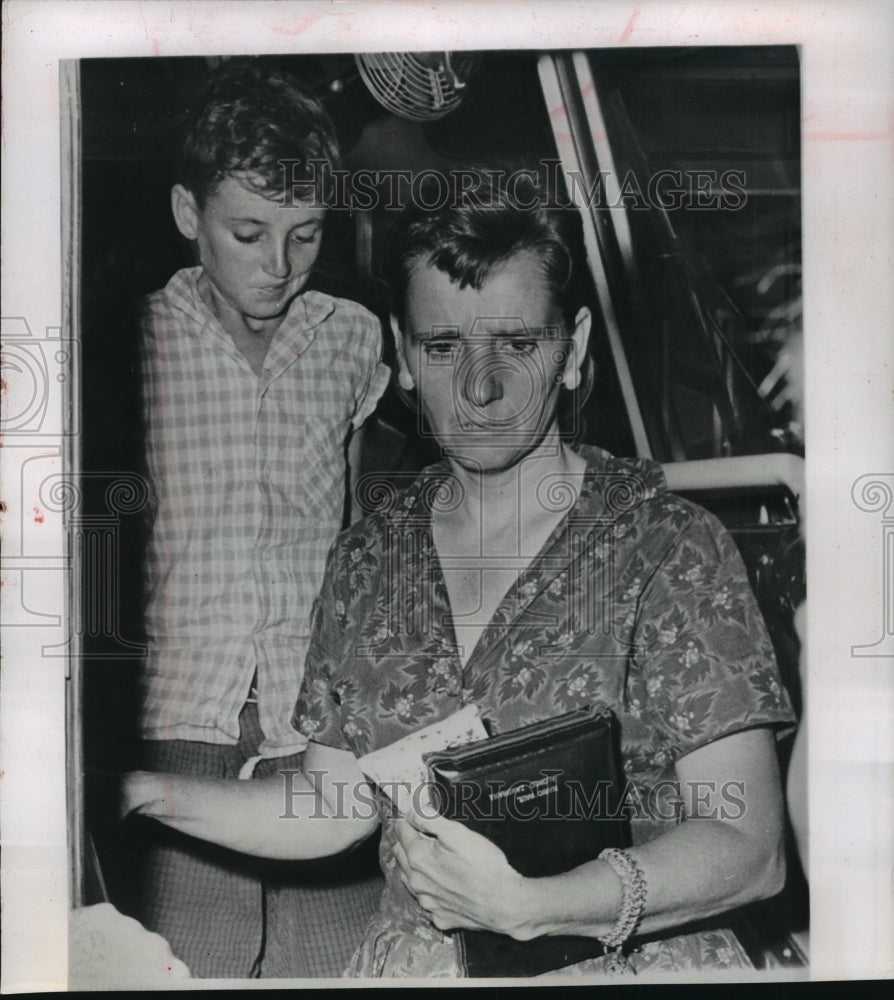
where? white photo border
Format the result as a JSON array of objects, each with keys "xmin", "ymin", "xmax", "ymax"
[{"xmin": 1, "ymin": 0, "xmax": 892, "ymax": 989}]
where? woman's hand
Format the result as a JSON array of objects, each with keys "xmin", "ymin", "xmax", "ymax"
[
  {"xmin": 119, "ymin": 770, "xmax": 160, "ymax": 820},
  {"xmin": 393, "ymin": 805, "xmax": 540, "ymax": 939},
  {"xmin": 394, "ymin": 727, "xmax": 786, "ymax": 945},
  {"xmin": 81, "ymin": 768, "xmax": 160, "ymax": 828}
]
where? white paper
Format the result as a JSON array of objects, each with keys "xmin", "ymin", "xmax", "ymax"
[{"xmin": 357, "ymin": 704, "xmax": 489, "ymax": 815}]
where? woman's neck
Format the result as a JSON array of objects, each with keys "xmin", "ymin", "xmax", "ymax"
[
  {"xmin": 432, "ymin": 430, "xmax": 587, "ymax": 669},
  {"xmin": 437, "ymin": 430, "xmax": 587, "ymax": 546}
]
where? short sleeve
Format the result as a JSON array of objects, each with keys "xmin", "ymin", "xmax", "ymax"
[
  {"xmin": 291, "ymin": 547, "xmax": 352, "ymax": 752},
  {"xmin": 351, "ymin": 317, "xmax": 391, "ymax": 429},
  {"xmin": 634, "ymin": 505, "xmax": 796, "ymax": 761}
]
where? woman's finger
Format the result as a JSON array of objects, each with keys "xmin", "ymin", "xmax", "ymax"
[
  {"xmin": 394, "ymin": 816, "xmax": 417, "ymax": 849},
  {"xmin": 393, "ymin": 820, "xmax": 443, "ymax": 884},
  {"xmin": 405, "ymin": 807, "xmax": 482, "ymax": 855},
  {"xmin": 424, "ymin": 905, "xmax": 491, "ymax": 933},
  {"xmin": 403, "ymin": 801, "xmax": 446, "ymax": 836},
  {"xmin": 392, "ymin": 838, "xmax": 410, "ymax": 876}
]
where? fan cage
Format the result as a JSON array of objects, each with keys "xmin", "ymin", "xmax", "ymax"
[{"xmin": 355, "ymin": 51, "xmax": 481, "ymax": 122}]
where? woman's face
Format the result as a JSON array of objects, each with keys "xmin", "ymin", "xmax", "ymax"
[{"xmin": 397, "ymin": 251, "xmax": 590, "ymax": 475}]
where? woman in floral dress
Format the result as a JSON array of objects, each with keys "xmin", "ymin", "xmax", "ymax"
[{"xmin": 124, "ymin": 173, "xmax": 796, "ymax": 978}]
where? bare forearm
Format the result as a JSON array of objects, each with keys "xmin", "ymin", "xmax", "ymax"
[
  {"xmin": 124, "ymin": 768, "xmax": 377, "ymax": 860},
  {"xmin": 519, "ymin": 817, "xmax": 784, "ymax": 941},
  {"xmin": 510, "ymin": 730, "xmax": 785, "ymax": 941}
]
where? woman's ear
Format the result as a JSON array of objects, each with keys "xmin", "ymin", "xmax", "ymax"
[
  {"xmin": 562, "ymin": 306, "xmax": 592, "ymax": 389},
  {"xmin": 171, "ymin": 185, "xmax": 200, "ymax": 241},
  {"xmin": 391, "ymin": 314, "xmax": 416, "ymax": 391}
]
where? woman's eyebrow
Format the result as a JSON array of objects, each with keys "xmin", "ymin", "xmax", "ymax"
[
  {"xmin": 226, "ymin": 216, "xmax": 321, "ymax": 229},
  {"xmin": 490, "ymin": 326, "xmax": 537, "ymax": 337},
  {"xmin": 410, "ymin": 326, "xmax": 461, "ymax": 341},
  {"xmin": 493, "ymin": 323, "xmax": 565, "ymax": 338},
  {"xmin": 409, "ymin": 324, "xmax": 558, "ymax": 342},
  {"xmin": 475, "ymin": 323, "xmax": 556, "ymax": 339}
]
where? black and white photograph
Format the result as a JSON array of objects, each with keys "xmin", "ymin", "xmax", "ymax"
[{"xmin": 1, "ymin": 0, "xmax": 892, "ymax": 990}]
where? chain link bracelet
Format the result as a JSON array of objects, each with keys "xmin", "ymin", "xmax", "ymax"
[{"xmin": 597, "ymin": 847, "xmax": 648, "ymax": 973}]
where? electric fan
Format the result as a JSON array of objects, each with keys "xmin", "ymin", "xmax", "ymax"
[{"xmin": 355, "ymin": 51, "xmax": 481, "ymax": 121}]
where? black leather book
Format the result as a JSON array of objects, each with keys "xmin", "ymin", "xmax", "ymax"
[{"xmin": 422, "ymin": 705, "xmax": 630, "ymax": 978}]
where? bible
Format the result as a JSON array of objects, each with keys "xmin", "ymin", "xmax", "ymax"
[{"xmin": 422, "ymin": 705, "xmax": 630, "ymax": 978}]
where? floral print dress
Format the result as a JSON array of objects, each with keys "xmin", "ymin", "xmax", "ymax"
[{"xmin": 293, "ymin": 446, "xmax": 796, "ymax": 978}]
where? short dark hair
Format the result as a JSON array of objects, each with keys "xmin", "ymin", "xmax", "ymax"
[
  {"xmin": 176, "ymin": 59, "xmax": 340, "ymax": 206},
  {"xmin": 384, "ymin": 169, "xmax": 594, "ymax": 439},
  {"xmin": 384, "ymin": 170, "xmax": 589, "ymax": 330}
]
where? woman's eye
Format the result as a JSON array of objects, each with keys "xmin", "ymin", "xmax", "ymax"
[
  {"xmin": 423, "ymin": 342, "xmax": 458, "ymax": 361},
  {"xmin": 291, "ymin": 231, "xmax": 318, "ymax": 245},
  {"xmin": 234, "ymin": 233, "xmax": 261, "ymax": 244},
  {"xmin": 502, "ymin": 339, "xmax": 537, "ymax": 355}
]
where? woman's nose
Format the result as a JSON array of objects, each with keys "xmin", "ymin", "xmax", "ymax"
[
  {"xmin": 462, "ymin": 351, "xmax": 505, "ymax": 407},
  {"xmin": 263, "ymin": 240, "xmax": 291, "ymax": 279}
]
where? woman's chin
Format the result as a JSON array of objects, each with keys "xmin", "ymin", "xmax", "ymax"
[
  {"xmin": 441, "ymin": 443, "xmax": 528, "ymax": 475},
  {"xmin": 440, "ymin": 425, "xmax": 561, "ymax": 475}
]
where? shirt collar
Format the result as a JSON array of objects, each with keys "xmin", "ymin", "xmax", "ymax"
[
  {"xmin": 264, "ymin": 290, "xmax": 335, "ymax": 375},
  {"xmin": 163, "ymin": 267, "xmax": 336, "ymax": 372}
]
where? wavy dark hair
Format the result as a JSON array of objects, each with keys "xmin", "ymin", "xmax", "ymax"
[
  {"xmin": 176, "ymin": 59, "xmax": 340, "ymax": 206},
  {"xmin": 384, "ymin": 169, "xmax": 595, "ymax": 438}
]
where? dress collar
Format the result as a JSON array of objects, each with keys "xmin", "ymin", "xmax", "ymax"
[
  {"xmin": 393, "ymin": 444, "xmax": 666, "ymax": 526},
  {"xmin": 387, "ymin": 445, "xmax": 666, "ymax": 673}
]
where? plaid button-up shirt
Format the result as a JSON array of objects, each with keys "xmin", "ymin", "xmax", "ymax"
[{"xmin": 139, "ymin": 267, "xmax": 390, "ymax": 754}]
